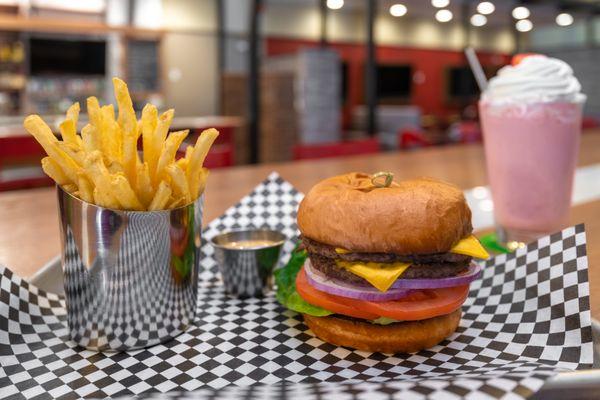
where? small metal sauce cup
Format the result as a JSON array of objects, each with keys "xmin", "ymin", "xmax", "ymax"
[{"xmin": 210, "ymin": 229, "xmax": 286, "ymax": 298}]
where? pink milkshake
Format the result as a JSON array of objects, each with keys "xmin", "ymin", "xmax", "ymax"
[{"xmin": 479, "ymin": 55, "xmax": 585, "ymax": 242}]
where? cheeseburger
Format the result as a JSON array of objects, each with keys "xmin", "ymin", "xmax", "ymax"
[{"xmin": 279, "ymin": 172, "xmax": 489, "ymax": 353}]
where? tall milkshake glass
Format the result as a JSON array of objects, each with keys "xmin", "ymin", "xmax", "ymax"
[{"xmin": 478, "ymin": 55, "xmax": 586, "ymax": 243}]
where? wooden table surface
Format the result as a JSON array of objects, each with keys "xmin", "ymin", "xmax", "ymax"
[{"xmin": 1, "ymin": 131, "xmax": 599, "ymax": 319}]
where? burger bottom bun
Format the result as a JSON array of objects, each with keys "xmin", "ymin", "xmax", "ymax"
[{"xmin": 303, "ymin": 308, "xmax": 461, "ymax": 354}]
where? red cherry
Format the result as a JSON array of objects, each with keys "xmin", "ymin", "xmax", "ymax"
[{"xmin": 511, "ymin": 53, "xmax": 539, "ymax": 66}]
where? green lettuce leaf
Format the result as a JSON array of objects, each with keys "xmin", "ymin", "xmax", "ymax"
[
  {"xmin": 274, "ymin": 244, "xmax": 332, "ymax": 317},
  {"xmin": 370, "ymin": 317, "xmax": 402, "ymax": 325}
]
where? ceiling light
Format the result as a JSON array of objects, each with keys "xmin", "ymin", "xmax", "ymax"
[
  {"xmin": 470, "ymin": 14, "xmax": 487, "ymax": 27},
  {"xmin": 516, "ymin": 19, "xmax": 533, "ymax": 32},
  {"xmin": 326, "ymin": 0, "xmax": 343, "ymax": 10},
  {"xmin": 435, "ymin": 9, "xmax": 453, "ymax": 22},
  {"xmin": 431, "ymin": 0, "xmax": 450, "ymax": 8},
  {"xmin": 512, "ymin": 6, "xmax": 530, "ymax": 20},
  {"xmin": 477, "ymin": 2, "xmax": 495, "ymax": 15},
  {"xmin": 556, "ymin": 12, "xmax": 574, "ymax": 26},
  {"xmin": 390, "ymin": 3, "xmax": 407, "ymax": 17}
]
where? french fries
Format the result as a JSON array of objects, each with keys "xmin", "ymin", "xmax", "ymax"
[
  {"xmin": 25, "ymin": 116, "xmax": 82, "ymax": 183},
  {"xmin": 66, "ymin": 102, "xmax": 80, "ymax": 126},
  {"xmin": 56, "ymin": 141, "xmax": 84, "ymax": 167},
  {"xmin": 81, "ymin": 124, "xmax": 100, "ymax": 154},
  {"xmin": 59, "ymin": 118, "xmax": 81, "ymax": 149},
  {"xmin": 111, "ymin": 174, "xmax": 144, "ymax": 211},
  {"xmin": 62, "ymin": 183, "xmax": 78, "ymax": 194},
  {"xmin": 187, "ymin": 128, "xmax": 219, "ymax": 199},
  {"xmin": 87, "ymin": 96, "xmax": 102, "ymax": 127},
  {"xmin": 149, "ymin": 181, "xmax": 172, "ymax": 211},
  {"xmin": 141, "ymin": 103, "xmax": 158, "ymax": 169},
  {"xmin": 149, "ymin": 109, "xmax": 174, "ymax": 184},
  {"xmin": 166, "ymin": 163, "xmax": 191, "ymax": 204},
  {"xmin": 77, "ymin": 174, "xmax": 94, "ymax": 203},
  {"xmin": 41, "ymin": 157, "xmax": 69, "ymax": 186},
  {"xmin": 24, "ymin": 77, "xmax": 218, "ymax": 211},
  {"xmin": 100, "ymin": 105, "xmax": 122, "ymax": 163},
  {"xmin": 136, "ymin": 162, "xmax": 154, "ymax": 207},
  {"xmin": 156, "ymin": 129, "xmax": 189, "ymax": 181}
]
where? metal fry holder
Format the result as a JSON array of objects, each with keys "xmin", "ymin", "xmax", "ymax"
[{"xmin": 57, "ymin": 186, "xmax": 204, "ymax": 351}]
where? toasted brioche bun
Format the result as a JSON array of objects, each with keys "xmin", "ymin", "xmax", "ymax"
[
  {"xmin": 303, "ymin": 308, "xmax": 461, "ymax": 354},
  {"xmin": 297, "ymin": 173, "xmax": 472, "ymax": 254}
]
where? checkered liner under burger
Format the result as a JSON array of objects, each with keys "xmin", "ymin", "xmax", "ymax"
[{"xmin": 0, "ymin": 172, "xmax": 593, "ymax": 400}]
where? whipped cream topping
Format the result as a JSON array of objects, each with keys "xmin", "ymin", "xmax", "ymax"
[{"xmin": 482, "ymin": 55, "xmax": 585, "ymax": 105}]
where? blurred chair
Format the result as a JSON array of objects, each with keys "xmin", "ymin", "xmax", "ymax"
[
  {"xmin": 0, "ymin": 136, "xmax": 51, "ymax": 191},
  {"xmin": 398, "ymin": 129, "xmax": 431, "ymax": 150},
  {"xmin": 457, "ymin": 121, "xmax": 482, "ymax": 143},
  {"xmin": 175, "ymin": 123, "xmax": 239, "ymax": 164},
  {"xmin": 203, "ymin": 144, "xmax": 234, "ymax": 168},
  {"xmin": 176, "ymin": 143, "xmax": 233, "ymax": 169},
  {"xmin": 187, "ymin": 125, "xmax": 234, "ymax": 146},
  {"xmin": 353, "ymin": 105, "xmax": 421, "ymax": 150},
  {"xmin": 292, "ymin": 137, "xmax": 380, "ymax": 160},
  {"xmin": 582, "ymin": 117, "xmax": 599, "ymax": 131}
]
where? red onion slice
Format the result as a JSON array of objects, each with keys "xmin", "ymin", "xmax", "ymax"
[
  {"xmin": 304, "ymin": 260, "xmax": 483, "ymax": 301},
  {"xmin": 388, "ymin": 263, "xmax": 482, "ymax": 290},
  {"xmin": 304, "ymin": 260, "xmax": 414, "ymax": 302}
]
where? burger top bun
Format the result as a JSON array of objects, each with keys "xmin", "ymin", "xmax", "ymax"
[{"xmin": 297, "ymin": 172, "xmax": 473, "ymax": 255}]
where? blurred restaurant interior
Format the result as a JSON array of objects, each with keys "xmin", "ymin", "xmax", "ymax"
[
  {"xmin": 3, "ymin": 2, "xmax": 600, "ymax": 397},
  {"xmin": 1, "ymin": 0, "xmax": 599, "ymax": 187}
]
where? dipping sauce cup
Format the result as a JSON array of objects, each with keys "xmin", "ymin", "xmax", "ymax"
[{"xmin": 210, "ymin": 229, "xmax": 286, "ymax": 298}]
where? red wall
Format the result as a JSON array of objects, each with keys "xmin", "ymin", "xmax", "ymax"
[{"xmin": 265, "ymin": 37, "xmax": 510, "ymax": 127}]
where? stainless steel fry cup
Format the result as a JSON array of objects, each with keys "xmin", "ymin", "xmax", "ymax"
[
  {"xmin": 210, "ymin": 229, "xmax": 286, "ymax": 298},
  {"xmin": 57, "ymin": 186, "xmax": 203, "ymax": 351}
]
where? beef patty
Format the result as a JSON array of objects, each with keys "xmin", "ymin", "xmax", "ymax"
[
  {"xmin": 308, "ymin": 253, "xmax": 470, "ymax": 285},
  {"xmin": 301, "ymin": 236, "xmax": 472, "ymax": 264}
]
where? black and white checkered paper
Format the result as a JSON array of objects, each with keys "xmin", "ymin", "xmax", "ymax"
[{"xmin": 0, "ymin": 172, "xmax": 593, "ymax": 399}]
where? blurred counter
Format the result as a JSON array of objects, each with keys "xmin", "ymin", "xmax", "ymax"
[
  {"xmin": 0, "ymin": 115, "xmax": 244, "ymax": 190},
  {"xmin": 0, "ymin": 115, "xmax": 244, "ymax": 138}
]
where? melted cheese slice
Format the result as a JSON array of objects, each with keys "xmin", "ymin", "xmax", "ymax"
[
  {"xmin": 332, "ymin": 236, "xmax": 488, "ymax": 292},
  {"xmin": 336, "ymin": 260, "xmax": 411, "ymax": 292},
  {"xmin": 450, "ymin": 235, "xmax": 489, "ymax": 259},
  {"xmin": 336, "ymin": 236, "xmax": 489, "ymax": 259}
]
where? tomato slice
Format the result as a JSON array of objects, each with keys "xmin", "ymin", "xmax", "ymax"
[
  {"xmin": 360, "ymin": 285, "xmax": 469, "ymax": 321},
  {"xmin": 296, "ymin": 268, "xmax": 380, "ymax": 319},
  {"xmin": 296, "ymin": 267, "xmax": 469, "ymax": 321}
]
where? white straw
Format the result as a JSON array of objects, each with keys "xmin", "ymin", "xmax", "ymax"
[{"xmin": 465, "ymin": 47, "xmax": 488, "ymax": 92}]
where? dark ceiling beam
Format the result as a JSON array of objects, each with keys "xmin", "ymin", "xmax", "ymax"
[
  {"xmin": 320, "ymin": 0, "xmax": 328, "ymax": 47},
  {"xmin": 462, "ymin": 0, "xmax": 471, "ymax": 49},
  {"xmin": 216, "ymin": 0, "xmax": 225, "ymax": 114},
  {"xmin": 365, "ymin": 0, "xmax": 377, "ymax": 137},
  {"xmin": 127, "ymin": 0, "xmax": 135, "ymax": 25},
  {"xmin": 248, "ymin": 0, "xmax": 262, "ymax": 164},
  {"xmin": 585, "ymin": 13, "xmax": 597, "ymax": 47}
]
